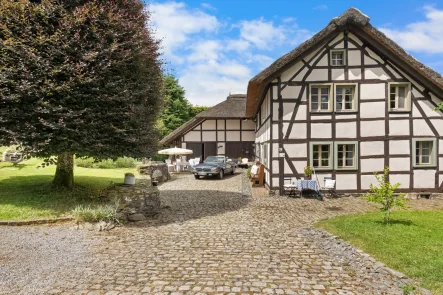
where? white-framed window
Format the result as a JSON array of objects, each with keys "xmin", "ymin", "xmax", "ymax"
[
  {"xmin": 388, "ymin": 82, "xmax": 411, "ymax": 111},
  {"xmin": 310, "ymin": 142, "xmax": 333, "ymax": 170},
  {"xmin": 330, "ymin": 50, "xmax": 346, "ymax": 66},
  {"xmin": 334, "ymin": 83, "xmax": 358, "ymax": 112},
  {"xmin": 334, "ymin": 141, "xmax": 358, "ymax": 170},
  {"xmin": 412, "ymin": 138, "xmax": 437, "ymax": 168},
  {"xmin": 263, "ymin": 142, "xmax": 268, "ymax": 167},
  {"xmin": 309, "ymin": 84, "xmax": 332, "ymax": 112}
]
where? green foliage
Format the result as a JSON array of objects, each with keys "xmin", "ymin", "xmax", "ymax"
[
  {"xmin": 76, "ymin": 157, "xmax": 137, "ymax": 169},
  {"xmin": 433, "ymin": 103, "xmax": 443, "ymax": 111},
  {"xmin": 0, "ymin": 0, "xmax": 163, "ymax": 186},
  {"xmin": 72, "ymin": 198, "xmax": 120, "ymax": 223},
  {"xmin": 400, "ymin": 284, "xmax": 416, "ymax": 295},
  {"xmin": 362, "ymin": 166, "xmax": 407, "ymax": 224},
  {"xmin": 304, "ymin": 165, "xmax": 313, "ymax": 176},
  {"xmin": 190, "ymin": 105, "xmax": 210, "ymax": 117},
  {"xmin": 246, "ymin": 166, "xmax": 252, "ymax": 178}
]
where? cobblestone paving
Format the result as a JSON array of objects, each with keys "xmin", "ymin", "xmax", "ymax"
[{"xmin": 5, "ymin": 171, "xmax": 442, "ymax": 295}]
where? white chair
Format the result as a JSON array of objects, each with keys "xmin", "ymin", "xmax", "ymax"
[
  {"xmin": 194, "ymin": 158, "xmax": 200, "ymax": 165},
  {"xmin": 189, "ymin": 159, "xmax": 195, "ymax": 167},
  {"xmin": 321, "ymin": 177, "xmax": 336, "ymax": 197},
  {"xmin": 165, "ymin": 159, "xmax": 175, "ymax": 172},
  {"xmin": 241, "ymin": 158, "xmax": 249, "ymax": 165},
  {"xmin": 283, "ymin": 177, "xmax": 298, "ymax": 197}
]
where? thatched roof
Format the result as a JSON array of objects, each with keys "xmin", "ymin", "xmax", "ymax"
[
  {"xmin": 246, "ymin": 7, "xmax": 443, "ymax": 117},
  {"xmin": 160, "ymin": 94, "xmax": 247, "ymax": 145}
]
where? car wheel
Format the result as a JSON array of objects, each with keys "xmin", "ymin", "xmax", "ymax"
[
  {"xmin": 194, "ymin": 175, "xmax": 199, "ymax": 179},
  {"xmin": 218, "ymin": 169, "xmax": 224, "ymax": 179}
]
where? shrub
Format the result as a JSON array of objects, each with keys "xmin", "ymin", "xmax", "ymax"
[
  {"xmin": 362, "ymin": 166, "xmax": 407, "ymax": 224},
  {"xmin": 72, "ymin": 198, "xmax": 120, "ymax": 223},
  {"xmin": 115, "ymin": 157, "xmax": 137, "ymax": 168},
  {"xmin": 95, "ymin": 159, "xmax": 115, "ymax": 169},
  {"xmin": 246, "ymin": 166, "xmax": 252, "ymax": 178},
  {"xmin": 75, "ymin": 157, "xmax": 95, "ymax": 168}
]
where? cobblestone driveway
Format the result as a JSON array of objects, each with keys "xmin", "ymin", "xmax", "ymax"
[{"xmin": 3, "ymin": 171, "xmax": 442, "ymax": 295}]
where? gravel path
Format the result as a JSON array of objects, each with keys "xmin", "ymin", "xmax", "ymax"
[
  {"xmin": 1, "ymin": 170, "xmax": 437, "ymax": 294},
  {"xmin": 0, "ymin": 225, "xmax": 98, "ymax": 295}
]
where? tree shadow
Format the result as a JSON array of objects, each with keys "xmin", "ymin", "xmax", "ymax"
[
  {"xmin": 126, "ymin": 188, "xmax": 251, "ymax": 228},
  {"xmin": 374, "ymin": 219, "xmax": 416, "ymax": 226}
]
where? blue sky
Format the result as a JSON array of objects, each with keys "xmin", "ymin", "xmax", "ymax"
[{"xmin": 147, "ymin": 0, "xmax": 443, "ymax": 106}]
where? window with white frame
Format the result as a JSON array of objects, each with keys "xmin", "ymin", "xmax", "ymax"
[
  {"xmin": 310, "ymin": 143, "xmax": 332, "ymax": 170},
  {"xmin": 310, "ymin": 85, "xmax": 332, "ymax": 112},
  {"xmin": 413, "ymin": 138, "xmax": 436, "ymax": 167},
  {"xmin": 389, "ymin": 83, "xmax": 411, "ymax": 111},
  {"xmin": 334, "ymin": 142, "xmax": 358, "ymax": 170},
  {"xmin": 263, "ymin": 143, "xmax": 268, "ymax": 167},
  {"xmin": 331, "ymin": 50, "xmax": 345, "ymax": 66},
  {"xmin": 335, "ymin": 84, "xmax": 358, "ymax": 112}
]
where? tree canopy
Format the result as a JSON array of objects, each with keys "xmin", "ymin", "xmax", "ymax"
[{"xmin": 0, "ymin": 0, "xmax": 163, "ymax": 187}]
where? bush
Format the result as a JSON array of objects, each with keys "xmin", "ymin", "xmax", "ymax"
[
  {"xmin": 247, "ymin": 166, "xmax": 252, "ymax": 178},
  {"xmin": 75, "ymin": 157, "xmax": 95, "ymax": 168},
  {"xmin": 72, "ymin": 199, "xmax": 120, "ymax": 223},
  {"xmin": 115, "ymin": 157, "xmax": 137, "ymax": 168},
  {"xmin": 96, "ymin": 159, "xmax": 115, "ymax": 169}
]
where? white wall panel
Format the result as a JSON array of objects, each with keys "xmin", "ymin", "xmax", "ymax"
[
  {"xmin": 361, "ymin": 120, "xmax": 385, "ymax": 137},
  {"xmin": 281, "ymin": 85, "xmax": 301, "ymax": 98},
  {"xmin": 361, "ymin": 83, "xmax": 385, "ymax": 99},
  {"xmin": 348, "ymin": 50, "xmax": 361, "ymax": 66},
  {"xmin": 390, "ymin": 174, "xmax": 410, "ymax": 189},
  {"xmin": 281, "ymin": 62, "xmax": 303, "ymax": 82},
  {"xmin": 306, "ymin": 69, "xmax": 328, "ymax": 81},
  {"xmin": 331, "ymin": 69, "xmax": 345, "ymax": 80},
  {"xmin": 311, "ymin": 123, "xmax": 332, "ymax": 138},
  {"xmin": 364, "ymin": 68, "xmax": 390, "ymax": 80},
  {"xmin": 335, "ymin": 174, "xmax": 357, "ymax": 190},
  {"xmin": 389, "ymin": 120, "xmax": 410, "ymax": 136},
  {"xmin": 348, "ymin": 68, "xmax": 362, "ymax": 80},
  {"xmin": 242, "ymin": 120, "xmax": 255, "ymax": 130},
  {"xmin": 202, "ymin": 131, "xmax": 216, "ymax": 141},
  {"xmin": 226, "ymin": 120, "xmax": 240, "ymax": 130},
  {"xmin": 336, "ymin": 122, "xmax": 357, "ymax": 138},
  {"xmin": 413, "ymin": 119, "xmax": 434, "ymax": 136},
  {"xmin": 282, "ymin": 103, "xmax": 296, "ymax": 120},
  {"xmin": 242, "ymin": 131, "xmax": 255, "ymax": 141},
  {"xmin": 389, "ymin": 140, "xmax": 410, "ymax": 154},
  {"xmin": 217, "ymin": 120, "xmax": 225, "ymax": 130},
  {"xmin": 414, "ymin": 170, "xmax": 436, "ymax": 188},
  {"xmin": 361, "ymin": 158, "xmax": 384, "ymax": 173},
  {"xmin": 184, "ymin": 131, "xmax": 201, "ymax": 141},
  {"xmin": 389, "ymin": 157, "xmax": 410, "ymax": 171},
  {"xmin": 361, "ymin": 175, "xmax": 376, "ymax": 190},
  {"xmin": 217, "ymin": 131, "xmax": 225, "ymax": 141},
  {"xmin": 288, "ymin": 123, "xmax": 307, "ymax": 139},
  {"xmin": 202, "ymin": 120, "xmax": 216, "ymax": 130},
  {"xmin": 226, "ymin": 131, "xmax": 240, "ymax": 141},
  {"xmin": 284, "ymin": 143, "xmax": 307, "ymax": 158},
  {"xmin": 361, "ymin": 141, "xmax": 384, "ymax": 156},
  {"xmin": 360, "ymin": 102, "xmax": 385, "ymax": 118}
]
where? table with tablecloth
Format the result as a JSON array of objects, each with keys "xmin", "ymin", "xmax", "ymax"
[{"xmin": 297, "ymin": 179, "xmax": 319, "ymax": 195}]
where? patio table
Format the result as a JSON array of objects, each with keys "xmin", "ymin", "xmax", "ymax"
[{"xmin": 297, "ymin": 179, "xmax": 319, "ymax": 197}]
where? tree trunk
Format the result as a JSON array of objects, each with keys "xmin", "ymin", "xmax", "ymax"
[{"xmin": 53, "ymin": 153, "xmax": 74, "ymax": 188}]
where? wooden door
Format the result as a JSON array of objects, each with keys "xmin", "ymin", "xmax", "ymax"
[
  {"xmin": 203, "ymin": 142, "xmax": 217, "ymax": 160},
  {"xmin": 225, "ymin": 142, "xmax": 240, "ymax": 159},
  {"xmin": 240, "ymin": 142, "xmax": 254, "ymax": 159},
  {"xmin": 186, "ymin": 142, "xmax": 203, "ymax": 160}
]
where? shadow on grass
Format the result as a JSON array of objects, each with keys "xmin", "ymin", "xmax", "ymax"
[
  {"xmin": 374, "ymin": 219, "xmax": 416, "ymax": 226},
  {"xmin": 0, "ymin": 175, "xmax": 122, "ymax": 220}
]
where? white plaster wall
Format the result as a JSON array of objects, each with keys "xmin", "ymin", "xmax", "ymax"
[
  {"xmin": 226, "ymin": 120, "xmax": 240, "ymax": 130},
  {"xmin": 310, "ymin": 114, "xmax": 332, "ymax": 120},
  {"xmin": 304, "ymin": 47, "xmax": 323, "ymax": 64},
  {"xmin": 361, "ymin": 83, "xmax": 385, "ymax": 99},
  {"xmin": 364, "ymin": 54, "xmax": 378, "ymax": 65},
  {"xmin": 337, "ymin": 114, "xmax": 357, "ymax": 119},
  {"xmin": 282, "ymin": 123, "xmax": 289, "ymax": 137},
  {"xmin": 283, "ymin": 102, "xmax": 295, "ymax": 120},
  {"xmin": 226, "ymin": 131, "xmax": 240, "ymax": 141},
  {"xmin": 242, "ymin": 131, "xmax": 255, "ymax": 141},
  {"xmin": 361, "ymin": 175, "xmax": 377, "ymax": 190},
  {"xmin": 335, "ymin": 122, "xmax": 357, "ymax": 138},
  {"xmin": 360, "ymin": 102, "xmax": 385, "ymax": 118},
  {"xmin": 281, "ymin": 85, "xmax": 301, "ymax": 98},
  {"xmin": 272, "ymin": 86, "xmax": 278, "ymax": 100},
  {"xmin": 193, "ymin": 124, "xmax": 201, "ymax": 130},
  {"xmin": 389, "ymin": 63, "xmax": 425, "ymax": 92},
  {"xmin": 184, "ymin": 131, "xmax": 201, "ymax": 142},
  {"xmin": 348, "ymin": 33, "xmax": 363, "ymax": 45},
  {"xmin": 273, "ymin": 143, "xmax": 279, "ymax": 157},
  {"xmin": 315, "ymin": 173, "xmax": 333, "ymax": 188},
  {"xmin": 417, "ymin": 100, "xmax": 440, "ymax": 118},
  {"xmin": 389, "ymin": 113, "xmax": 409, "ymax": 118},
  {"xmin": 202, "ymin": 131, "xmax": 216, "ymax": 141},
  {"xmin": 389, "ymin": 140, "xmax": 410, "ymax": 154},
  {"xmin": 361, "ymin": 158, "xmax": 384, "ymax": 173},
  {"xmin": 316, "ymin": 54, "xmax": 328, "ymax": 67},
  {"xmin": 273, "ymin": 177, "xmax": 279, "ymax": 188},
  {"xmin": 349, "ymin": 68, "xmax": 362, "ymax": 80},
  {"xmin": 389, "ymin": 120, "xmax": 410, "ymax": 136},
  {"xmin": 440, "ymin": 140, "xmax": 443, "ymax": 154},
  {"xmin": 311, "ymin": 123, "xmax": 332, "ymax": 138},
  {"xmin": 288, "ymin": 123, "xmax": 307, "ymax": 139},
  {"xmin": 366, "ymin": 48, "xmax": 384, "ymax": 64},
  {"xmin": 331, "ymin": 69, "xmax": 345, "ymax": 80},
  {"xmin": 217, "ymin": 142, "xmax": 225, "ymax": 155},
  {"xmin": 361, "ymin": 120, "xmax": 385, "ymax": 137},
  {"xmin": 306, "ymin": 69, "xmax": 328, "ymax": 81},
  {"xmin": 273, "ymin": 102, "xmax": 278, "ymax": 120},
  {"xmin": 202, "ymin": 120, "xmax": 216, "ymax": 130},
  {"xmin": 281, "ymin": 62, "xmax": 303, "ymax": 82},
  {"xmin": 295, "ymin": 105, "xmax": 307, "ymax": 121},
  {"xmin": 430, "ymin": 93, "xmax": 443, "ymax": 107},
  {"xmin": 361, "ymin": 141, "xmax": 384, "ymax": 156},
  {"xmin": 329, "ymin": 32, "xmax": 344, "ymax": 46},
  {"xmin": 364, "ymin": 68, "xmax": 390, "ymax": 80},
  {"xmin": 332, "ymin": 41, "xmax": 344, "ymax": 48},
  {"xmin": 385, "ymin": 64, "xmax": 402, "ymax": 79},
  {"xmin": 413, "ymin": 119, "xmax": 434, "ymax": 136},
  {"xmin": 272, "ymin": 123, "xmax": 279, "ymax": 140},
  {"xmin": 284, "ymin": 159, "xmax": 291, "ymax": 174},
  {"xmin": 294, "ymin": 67, "xmax": 309, "ymax": 82},
  {"xmin": 284, "ymin": 143, "xmax": 307, "ymax": 158},
  {"xmin": 348, "ymin": 50, "xmax": 361, "ymax": 66},
  {"xmin": 243, "ymin": 120, "xmax": 255, "ymax": 130},
  {"xmin": 412, "ymin": 88, "xmax": 424, "ymax": 98},
  {"xmin": 182, "ymin": 142, "xmax": 186, "ymax": 149},
  {"xmin": 293, "ymin": 161, "xmax": 306, "ymax": 174},
  {"xmin": 390, "ymin": 174, "xmax": 410, "ymax": 189},
  {"xmin": 217, "ymin": 131, "xmax": 225, "ymax": 141},
  {"xmin": 389, "ymin": 157, "xmax": 410, "ymax": 171},
  {"xmin": 414, "ymin": 170, "xmax": 436, "ymax": 188},
  {"xmin": 217, "ymin": 120, "xmax": 225, "ymax": 130},
  {"xmin": 335, "ymin": 174, "xmax": 357, "ymax": 190},
  {"xmin": 272, "ymin": 161, "xmax": 279, "ymax": 174}
]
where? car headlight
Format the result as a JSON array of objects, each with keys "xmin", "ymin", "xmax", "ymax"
[{"xmin": 211, "ymin": 167, "xmax": 219, "ymax": 172}]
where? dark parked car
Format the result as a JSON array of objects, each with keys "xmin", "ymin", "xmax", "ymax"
[{"xmin": 191, "ymin": 156, "xmax": 236, "ymax": 179}]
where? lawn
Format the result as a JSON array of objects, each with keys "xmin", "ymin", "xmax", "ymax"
[
  {"xmin": 316, "ymin": 211, "xmax": 443, "ymax": 294},
  {"xmin": 0, "ymin": 155, "xmax": 137, "ymax": 221}
]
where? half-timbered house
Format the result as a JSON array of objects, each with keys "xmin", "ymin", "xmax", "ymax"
[
  {"xmin": 160, "ymin": 94, "xmax": 255, "ymax": 160},
  {"xmin": 246, "ymin": 8, "xmax": 443, "ymax": 194}
]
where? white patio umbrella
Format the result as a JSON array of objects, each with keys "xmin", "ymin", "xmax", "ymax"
[{"xmin": 158, "ymin": 147, "xmax": 193, "ymax": 172}]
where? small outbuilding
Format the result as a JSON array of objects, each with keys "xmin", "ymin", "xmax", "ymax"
[{"xmin": 160, "ymin": 94, "xmax": 256, "ymax": 161}]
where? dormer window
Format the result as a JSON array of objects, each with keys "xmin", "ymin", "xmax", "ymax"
[
  {"xmin": 331, "ymin": 50, "xmax": 345, "ymax": 66},
  {"xmin": 388, "ymin": 82, "xmax": 411, "ymax": 112}
]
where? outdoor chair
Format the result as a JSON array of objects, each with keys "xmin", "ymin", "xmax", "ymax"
[
  {"xmin": 241, "ymin": 158, "xmax": 249, "ymax": 164},
  {"xmin": 283, "ymin": 177, "xmax": 299, "ymax": 197},
  {"xmin": 189, "ymin": 159, "xmax": 195, "ymax": 167},
  {"xmin": 194, "ymin": 158, "xmax": 200, "ymax": 164},
  {"xmin": 165, "ymin": 159, "xmax": 175, "ymax": 172},
  {"xmin": 321, "ymin": 177, "xmax": 336, "ymax": 197},
  {"xmin": 251, "ymin": 164, "xmax": 265, "ymax": 187}
]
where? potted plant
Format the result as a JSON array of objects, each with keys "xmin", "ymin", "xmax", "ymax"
[
  {"xmin": 124, "ymin": 172, "xmax": 135, "ymax": 185},
  {"xmin": 304, "ymin": 165, "xmax": 312, "ymax": 180}
]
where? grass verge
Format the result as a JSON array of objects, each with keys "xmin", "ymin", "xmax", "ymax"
[
  {"xmin": 315, "ymin": 210, "xmax": 443, "ymax": 294},
  {"xmin": 0, "ymin": 157, "xmax": 136, "ymax": 221}
]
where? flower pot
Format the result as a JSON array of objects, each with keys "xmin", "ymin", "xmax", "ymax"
[
  {"xmin": 305, "ymin": 175, "xmax": 311, "ymax": 180},
  {"xmin": 124, "ymin": 175, "xmax": 135, "ymax": 185}
]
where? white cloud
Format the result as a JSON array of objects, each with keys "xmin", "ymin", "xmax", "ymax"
[
  {"xmin": 380, "ymin": 6, "xmax": 443, "ymax": 53},
  {"xmin": 201, "ymin": 3, "xmax": 216, "ymax": 10},
  {"xmin": 239, "ymin": 18, "xmax": 286, "ymax": 49},
  {"xmin": 187, "ymin": 40, "xmax": 221, "ymax": 62},
  {"xmin": 149, "ymin": 2, "xmax": 219, "ymax": 61},
  {"xmin": 313, "ymin": 5, "xmax": 328, "ymax": 10}
]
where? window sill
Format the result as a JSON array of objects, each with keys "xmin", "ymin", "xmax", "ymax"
[
  {"xmin": 413, "ymin": 165, "xmax": 437, "ymax": 169},
  {"xmin": 335, "ymin": 111, "xmax": 358, "ymax": 115},
  {"xmin": 389, "ymin": 110, "xmax": 411, "ymax": 114}
]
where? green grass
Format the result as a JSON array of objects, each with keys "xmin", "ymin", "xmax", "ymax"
[
  {"xmin": 316, "ymin": 211, "xmax": 443, "ymax": 294},
  {"xmin": 0, "ymin": 156, "xmax": 136, "ymax": 221}
]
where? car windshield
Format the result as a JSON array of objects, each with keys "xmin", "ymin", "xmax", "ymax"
[{"xmin": 204, "ymin": 156, "xmax": 224, "ymax": 163}]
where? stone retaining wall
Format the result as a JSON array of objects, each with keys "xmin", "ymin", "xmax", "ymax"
[{"xmin": 138, "ymin": 162, "xmax": 170, "ymax": 182}]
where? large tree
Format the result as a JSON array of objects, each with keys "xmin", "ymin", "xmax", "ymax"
[{"xmin": 0, "ymin": 0, "xmax": 163, "ymax": 188}]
